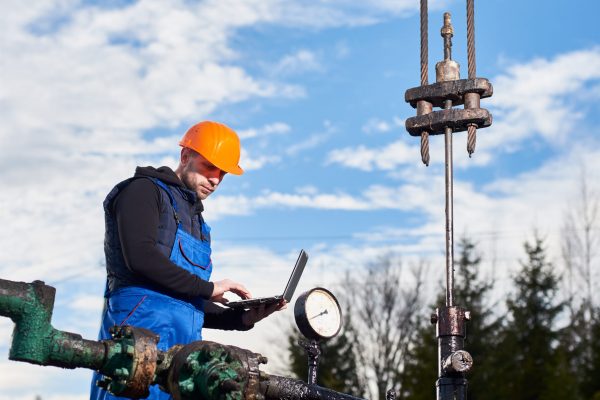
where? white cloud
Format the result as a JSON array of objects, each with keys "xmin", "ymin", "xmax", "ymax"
[
  {"xmin": 210, "ymin": 141, "xmax": 600, "ymax": 275},
  {"xmin": 0, "ymin": 356, "xmax": 92, "ymax": 399},
  {"xmin": 361, "ymin": 116, "xmax": 404, "ymax": 134},
  {"xmin": 0, "ymin": 0, "xmax": 440, "ymax": 293},
  {"xmin": 238, "ymin": 122, "xmax": 291, "ymax": 140},
  {"xmin": 286, "ymin": 120, "xmax": 335, "ymax": 156},
  {"xmin": 327, "ymin": 47, "xmax": 600, "ymax": 172},
  {"xmin": 327, "ymin": 140, "xmax": 419, "ymax": 171},
  {"xmin": 0, "ymin": 0, "xmax": 310, "ymax": 286},
  {"xmin": 2, "ymin": 1, "xmax": 594, "ymax": 398},
  {"xmin": 272, "ymin": 50, "xmax": 322, "ymax": 76},
  {"xmin": 240, "ymin": 152, "xmax": 282, "ymax": 171},
  {"xmin": 67, "ymin": 294, "xmax": 105, "ymax": 313},
  {"xmin": 483, "ymin": 47, "xmax": 600, "ymax": 152},
  {"xmin": 205, "ymin": 179, "xmax": 438, "ymax": 220}
]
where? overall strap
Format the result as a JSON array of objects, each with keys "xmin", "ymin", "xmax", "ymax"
[{"xmin": 150, "ymin": 178, "xmax": 181, "ymax": 226}]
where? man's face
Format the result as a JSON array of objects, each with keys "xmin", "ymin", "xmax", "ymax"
[{"xmin": 180, "ymin": 149, "xmax": 227, "ymax": 200}]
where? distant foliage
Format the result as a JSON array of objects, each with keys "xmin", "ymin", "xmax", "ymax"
[
  {"xmin": 488, "ymin": 235, "xmax": 574, "ymax": 400},
  {"xmin": 281, "ymin": 197, "xmax": 600, "ymax": 400},
  {"xmin": 284, "ymin": 254, "xmax": 426, "ymax": 400},
  {"xmin": 286, "ymin": 305, "xmax": 365, "ymax": 397}
]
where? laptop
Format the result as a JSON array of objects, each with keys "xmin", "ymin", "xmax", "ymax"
[{"xmin": 225, "ymin": 249, "xmax": 308, "ymax": 310}]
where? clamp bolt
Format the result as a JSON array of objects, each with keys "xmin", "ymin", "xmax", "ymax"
[
  {"xmin": 109, "ymin": 326, "xmax": 121, "ymax": 338},
  {"xmin": 96, "ymin": 378, "xmax": 111, "ymax": 389},
  {"xmin": 430, "ymin": 313, "xmax": 438, "ymax": 324},
  {"xmin": 124, "ymin": 345, "xmax": 135, "ymax": 356},
  {"xmin": 180, "ymin": 381, "xmax": 195, "ymax": 394},
  {"xmin": 188, "ymin": 359, "xmax": 200, "ymax": 370}
]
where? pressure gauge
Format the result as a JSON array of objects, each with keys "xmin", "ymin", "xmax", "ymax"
[{"xmin": 294, "ymin": 288, "xmax": 342, "ymax": 341}]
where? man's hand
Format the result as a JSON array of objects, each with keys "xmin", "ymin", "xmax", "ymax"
[
  {"xmin": 241, "ymin": 300, "xmax": 287, "ymax": 327},
  {"xmin": 211, "ymin": 279, "xmax": 251, "ymax": 304}
]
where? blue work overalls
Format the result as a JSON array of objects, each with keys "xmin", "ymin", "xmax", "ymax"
[{"xmin": 90, "ymin": 178, "xmax": 212, "ymax": 400}]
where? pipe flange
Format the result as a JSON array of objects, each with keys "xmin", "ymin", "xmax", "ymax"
[
  {"xmin": 167, "ymin": 341, "xmax": 263, "ymax": 400},
  {"xmin": 102, "ymin": 326, "xmax": 159, "ymax": 398}
]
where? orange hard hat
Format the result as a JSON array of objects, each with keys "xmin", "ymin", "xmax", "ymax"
[{"xmin": 179, "ymin": 121, "xmax": 244, "ymax": 175}]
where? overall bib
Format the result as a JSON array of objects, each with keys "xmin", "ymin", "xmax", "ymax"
[{"xmin": 90, "ymin": 178, "xmax": 212, "ymax": 400}]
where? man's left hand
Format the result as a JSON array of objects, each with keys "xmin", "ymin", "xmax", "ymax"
[{"xmin": 241, "ymin": 300, "xmax": 286, "ymax": 327}]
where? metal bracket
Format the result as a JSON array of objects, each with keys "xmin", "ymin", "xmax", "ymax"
[
  {"xmin": 405, "ymin": 78, "xmax": 493, "ymax": 108},
  {"xmin": 406, "ymin": 108, "xmax": 492, "ymax": 136}
]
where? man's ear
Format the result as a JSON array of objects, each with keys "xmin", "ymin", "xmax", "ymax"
[{"xmin": 180, "ymin": 148, "xmax": 189, "ymax": 165}]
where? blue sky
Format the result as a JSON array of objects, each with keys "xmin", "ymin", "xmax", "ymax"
[{"xmin": 1, "ymin": 1, "xmax": 600, "ymax": 398}]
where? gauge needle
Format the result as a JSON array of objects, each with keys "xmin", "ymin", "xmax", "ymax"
[{"xmin": 309, "ymin": 309, "xmax": 328, "ymax": 320}]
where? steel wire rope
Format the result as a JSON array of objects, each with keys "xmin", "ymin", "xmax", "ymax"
[
  {"xmin": 466, "ymin": 0, "xmax": 478, "ymax": 156},
  {"xmin": 419, "ymin": 0, "xmax": 431, "ymax": 166}
]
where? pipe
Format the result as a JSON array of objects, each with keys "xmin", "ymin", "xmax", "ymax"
[
  {"xmin": 0, "ymin": 279, "xmax": 109, "ymax": 370},
  {"xmin": 261, "ymin": 374, "xmax": 366, "ymax": 400}
]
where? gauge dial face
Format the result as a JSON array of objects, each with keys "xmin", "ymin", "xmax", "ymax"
[{"xmin": 304, "ymin": 288, "xmax": 342, "ymax": 338}]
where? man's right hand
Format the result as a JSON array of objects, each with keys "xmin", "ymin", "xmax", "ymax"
[{"xmin": 211, "ymin": 279, "xmax": 251, "ymax": 304}]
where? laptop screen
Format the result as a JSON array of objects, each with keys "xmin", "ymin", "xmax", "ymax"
[{"xmin": 282, "ymin": 249, "xmax": 309, "ymax": 302}]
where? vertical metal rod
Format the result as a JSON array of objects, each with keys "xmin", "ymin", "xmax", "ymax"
[
  {"xmin": 444, "ymin": 104, "xmax": 454, "ymax": 308},
  {"xmin": 441, "ymin": 13, "xmax": 455, "ymax": 307}
]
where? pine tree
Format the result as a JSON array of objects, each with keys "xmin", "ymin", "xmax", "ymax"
[
  {"xmin": 454, "ymin": 237, "xmax": 496, "ymax": 400},
  {"xmin": 489, "ymin": 235, "xmax": 575, "ymax": 400},
  {"xmin": 579, "ymin": 307, "xmax": 600, "ymax": 399}
]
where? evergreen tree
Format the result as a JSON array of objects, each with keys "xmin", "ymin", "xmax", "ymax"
[
  {"xmin": 561, "ymin": 171, "xmax": 599, "ymax": 400},
  {"xmin": 401, "ymin": 237, "xmax": 494, "ymax": 400},
  {"xmin": 286, "ymin": 305, "xmax": 365, "ymax": 397},
  {"xmin": 578, "ymin": 307, "xmax": 600, "ymax": 399},
  {"xmin": 489, "ymin": 235, "xmax": 575, "ymax": 400}
]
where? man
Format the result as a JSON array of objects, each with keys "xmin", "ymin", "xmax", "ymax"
[{"xmin": 91, "ymin": 121, "xmax": 283, "ymax": 400}]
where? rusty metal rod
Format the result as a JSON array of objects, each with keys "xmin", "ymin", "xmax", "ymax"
[
  {"xmin": 262, "ymin": 374, "xmax": 366, "ymax": 400},
  {"xmin": 444, "ymin": 104, "xmax": 455, "ymax": 308},
  {"xmin": 440, "ymin": 13, "xmax": 455, "ymax": 307}
]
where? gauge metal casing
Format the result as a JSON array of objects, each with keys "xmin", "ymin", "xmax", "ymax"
[{"xmin": 294, "ymin": 287, "xmax": 342, "ymax": 341}]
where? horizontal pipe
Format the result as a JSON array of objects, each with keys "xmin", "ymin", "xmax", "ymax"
[
  {"xmin": 262, "ymin": 374, "xmax": 366, "ymax": 400},
  {"xmin": 0, "ymin": 279, "xmax": 108, "ymax": 370}
]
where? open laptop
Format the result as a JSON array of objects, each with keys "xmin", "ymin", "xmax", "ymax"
[{"xmin": 225, "ymin": 249, "xmax": 308, "ymax": 310}]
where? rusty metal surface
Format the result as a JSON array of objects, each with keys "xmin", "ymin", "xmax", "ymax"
[
  {"xmin": 405, "ymin": 78, "xmax": 493, "ymax": 108},
  {"xmin": 98, "ymin": 325, "xmax": 160, "ymax": 398},
  {"xmin": 49, "ymin": 332, "xmax": 106, "ymax": 370},
  {"xmin": 166, "ymin": 340, "xmax": 256, "ymax": 400},
  {"xmin": 261, "ymin": 374, "xmax": 366, "ymax": 400},
  {"xmin": 436, "ymin": 60, "xmax": 460, "ymax": 83},
  {"xmin": 125, "ymin": 326, "xmax": 159, "ymax": 398},
  {"xmin": 436, "ymin": 306, "xmax": 467, "ymax": 337},
  {"xmin": 1, "ymin": 277, "xmax": 370, "ymax": 400},
  {"xmin": 406, "ymin": 108, "xmax": 492, "ymax": 136}
]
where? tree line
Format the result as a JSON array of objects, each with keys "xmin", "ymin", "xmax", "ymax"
[{"xmin": 285, "ymin": 177, "xmax": 599, "ymax": 400}]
